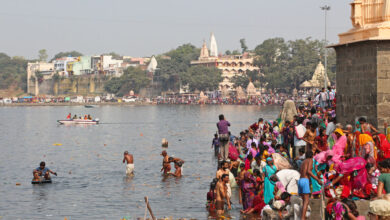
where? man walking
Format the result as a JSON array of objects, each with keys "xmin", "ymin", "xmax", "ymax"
[
  {"xmin": 123, "ymin": 151, "xmax": 134, "ymax": 175},
  {"xmin": 217, "ymin": 114, "xmax": 231, "ymax": 161}
]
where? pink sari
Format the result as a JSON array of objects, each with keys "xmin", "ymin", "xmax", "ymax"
[
  {"xmin": 332, "ymin": 136, "xmax": 347, "ymax": 164},
  {"xmin": 335, "ymin": 157, "xmax": 367, "ymax": 190}
]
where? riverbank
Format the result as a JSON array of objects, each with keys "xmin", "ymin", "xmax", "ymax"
[{"xmin": 0, "ymin": 102, "xmax": 152, "ymax": 107}]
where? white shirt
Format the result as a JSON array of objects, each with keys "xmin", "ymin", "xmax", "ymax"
[{"xmin": 276, "ymin": 169, "xmax": 301, "ymax": 195}]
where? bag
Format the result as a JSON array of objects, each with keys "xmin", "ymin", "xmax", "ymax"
[{"xmin": 219, "ymin": 133, "xmax": 229, "ymax": 142}]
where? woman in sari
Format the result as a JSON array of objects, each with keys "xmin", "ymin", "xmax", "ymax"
[
  {"xmin": 262, "ymin": 157, "xmax": 277, "ymax": 204},
  {"xmin": 359, "ymin": 134, "xmax": 375, "ymax": 161},
  {"xmin": 378, "ymin": 134, "xmax": 390, "ymax": 162},
  {"xmin": 332, "ymin": 129, "xmax": 347, "ymax": 165},
  {"xmin": 240, "ymin": 172, "xmax": 257, "ymax": 210}
]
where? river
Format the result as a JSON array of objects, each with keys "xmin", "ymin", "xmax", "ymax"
[{"xmin": 0, "ymin": 105, "xmax": 280, "ymax": 219}]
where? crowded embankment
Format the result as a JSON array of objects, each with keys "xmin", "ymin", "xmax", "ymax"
[{"xmin": 208, "ymin": 88, "xmax": 390, "ymax": 219}]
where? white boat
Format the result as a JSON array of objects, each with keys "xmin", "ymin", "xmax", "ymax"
[{"xmin": 57, "ymin": 118, "xmax": 99, "ymax": 125}]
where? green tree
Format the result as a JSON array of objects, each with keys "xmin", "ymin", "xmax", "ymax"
[
  {"xmin": 38, "ymin": 49, "xmax": 48, "ymax": 62},
  {"xmin": 225, "ymin": 50, "xmax": 232, "ymax": 55},
  {"xmin": 231, "ymin": 75, "xmax": 249, "ymax": 88},
  {"xmin": 51, "ymin": 51, "xmax": 83, "ymax": 61},
  {"xmin": 154, "ymin": 44, "xmax": 200, "ymax": 92},
  {"xmin": 240, "ymin": 38, "xmax": 248, "ymax": 53},
  {"xmin": 104, "ymin": 67, "xmax": 150, "ymax": 96},
  {"xmin": 181, "ymin": 66, "xmax": 222, "ymax": 92},
  {"xmin": 232, "ymin": 50, "xmax": 241, "ymax": 55},
  {"xmin": 0, "ymin": 53, "xmax": 28, "ymax": 91}
]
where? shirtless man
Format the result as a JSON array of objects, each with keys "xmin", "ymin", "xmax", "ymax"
[
  {"xmin": 303, "ymin": 122, "xmax": 317, "ymax": 153},
  {"xmin": 215, "ymin": 174, "xmax": 231, "ymax": 216},
  {"xmin": 298, "ymin": 151, "xmax": 322, "ymax": 220},
  {"xmin": 170, "ymin": 162, "xmax": 182, "ymax": 177},
  {"xmin": 160, "ymin": 150, "xmax": 171, "ymax": 174},
  {"xmin": 216, "ymin": 161, "xmax": 229, "ymax": 180},
  {"xmin": 122, "ymin": 151, "xmax": 134, "ymax": 175}
]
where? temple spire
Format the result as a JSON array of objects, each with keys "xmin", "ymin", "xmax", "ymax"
[
  {"xmin": 200, "ymin": 40, "xmax": 209, "ymax": 59},
  {"xmin": 210, "ymin": 33, "xmax": 218, "ymax": 57}
]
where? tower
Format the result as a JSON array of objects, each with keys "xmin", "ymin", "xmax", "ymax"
[
  {"xmin": 210, "ymin": 33, "xmax": 218, "ymax": 57},
  {"xmin": 200, "ymin": 40, "xmax": 209, "ymax": 59}
]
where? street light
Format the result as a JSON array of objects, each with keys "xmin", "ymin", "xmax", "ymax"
[{"xmin": 321, "ymin": 5, "xmax": 331, "ymax": 89}]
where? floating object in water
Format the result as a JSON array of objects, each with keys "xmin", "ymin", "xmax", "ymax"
[
  {"xmin": 68, "ymin": 171, "xmax": 72, "ymax": 174},
  {"xmin": 140, "ymin": 133, "xmax": 143, "ymax": 136},
  {"xmin": 15, "ymin": 182, "xmax": 21, "ymax": 186},
  {"xmin": 84, "ymin": 105, "xmax": 94, "ymax": 108},
  {"xmin": 161, "ymin": 138, "xmax": 168, "ymax": 148},
  {"xmin": 57, "ymin": 119, "xmax": 99, "ymax": 125},
  {"xmin": 31, "ymin": 178, "xmax": 52, "ymax": 184},
  {"xmin": 53, "ymin": 143, "xmax": 62, "ymax": 146}
]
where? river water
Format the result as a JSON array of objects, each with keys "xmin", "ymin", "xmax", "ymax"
[{"xmin": 0, "ymin": 105, "xmax": 280, "ymax": 219}]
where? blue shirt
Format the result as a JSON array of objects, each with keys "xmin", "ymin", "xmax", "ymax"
[{"xmin": 35, "ymin": 167, "xmax": 49, "ymax": 175}]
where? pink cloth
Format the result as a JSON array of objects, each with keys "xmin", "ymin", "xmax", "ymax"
[
  {"xmin": 314, "ymin": 150, "xmax": 333, "ymax": 164},
  {"xmin": 332, "ymin": 136, "xmax": 347, "ymax": 164},
  {"xmin": 335, "ymin": 157, "xmax": 366, "ymax": 174},
  {"xmin": 272, "ymin": 153, "xmax": 291, "ymax": 170}
]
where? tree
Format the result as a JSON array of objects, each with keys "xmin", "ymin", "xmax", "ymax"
[
  {"xmin": 240, "ymin": 38, "xmax": 248, "ymax": 53},
  {"xmin": 231, "ymin": 75, "xmax": 249, "ymax": 89},
  {"xmin": 104, "ymin": 67, "xmax": 151, "ymax": 96},
  {"xmin": 181, "ymin": 66, "xmax": 222, "ymax": 91},
  {"xmin": 38, "ymin": 49, "xmax": 48, "ymax": 62},
  {"xmin": 0, "ymin": 53, "xmax": 28, "ymax": 91},
  {"xmin": 51, "ymin": 51, "xmax": 83, "ymax": 62},
  {"xmin": 154, "ymin": 44, "xmax": 200, "ymax": 92},
  {"xmin": 225, "ymin": 50, "xmax": 232, "ymax": 55},
  {"xmin": 232, "ymin": 50, "xmax": 241, "ymax": 55},
  {"xmin": 105, "ymin": 52, "xmax": 122, "ymax": 60}
]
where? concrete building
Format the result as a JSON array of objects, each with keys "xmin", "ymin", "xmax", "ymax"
[
  {"xmin": 27, "ymin": 62, "xmax": 55, "ymax": 95},
  {"xmin": 66, "ymin": 56, "xmax": 92, "ymax": 76},
  {"xmin": 191, "ymin": 33, "xmax": 259, "ymax": 90},
  {"xmin": 53, "ymin": 57, "xmax": 77, "ymax": 77}
]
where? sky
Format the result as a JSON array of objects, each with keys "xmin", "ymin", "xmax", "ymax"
[{"xmin": 0, "ymin": 0, "xmax": 351, "ymax": 59}]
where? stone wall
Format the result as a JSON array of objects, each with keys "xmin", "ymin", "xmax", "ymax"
[
  {"xmin": 28, "ymin": 75, "xmax": 109, "ymax": 96},
  {"xmin": 333, "ymin": 40, "xmax": 390, "ymax": 130}
]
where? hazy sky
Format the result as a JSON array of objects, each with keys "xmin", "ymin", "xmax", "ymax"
[{"xmin": 0, "ymin": 0, "xmax": 351, "ymax": 59}]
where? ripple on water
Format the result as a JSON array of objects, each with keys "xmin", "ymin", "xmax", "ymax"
[{"xmin": 0, "ymin": 105, "xmax": 280, "ymax": 219}]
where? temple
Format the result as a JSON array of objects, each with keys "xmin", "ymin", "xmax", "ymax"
[
  {"xmin": 191, "ymin": 33, "xmax": 260, "ymax": 90},
  {"xmin": 300, "ymin": 62, "xmax": 330, "ymax": 89},
  {"xmin": 331, "ymin": 0, "xmax": 390, "ymax": 129},
  {"xmin": 339, "ymin": 0, "xmax": 390, "ymax": 44}
]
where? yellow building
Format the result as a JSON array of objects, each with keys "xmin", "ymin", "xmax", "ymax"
[{"xmin": 191, "ymin": 33, "xmax": 259, "ymax": 90}]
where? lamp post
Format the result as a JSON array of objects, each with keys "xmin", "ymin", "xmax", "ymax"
[{"xmin": 321, "ymin": 5, "xmax": 331, "ymax": 89}]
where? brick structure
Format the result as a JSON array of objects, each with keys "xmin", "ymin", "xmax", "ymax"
[{"xmin": 332, "ymin": 40, "xmax": 390, "ymax": 129}]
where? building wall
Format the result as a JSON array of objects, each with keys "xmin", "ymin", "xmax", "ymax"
[{"xmin": 334, "ymin": 40, "xmax": 390, "ymax": 129}]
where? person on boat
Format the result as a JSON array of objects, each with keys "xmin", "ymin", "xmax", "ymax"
[
  {"xmin": 66, "ymin": 113, "xmax": 71, "ymax": 119},
  {"xmin": 33, "ymin": 161, "xmax": 57, "ymax": 181},
  {"xmin": 122, "ymin": 151, "xmax": 134, "ymax": 175},
  {"xmin": 160, "ymin": 150, "xmax": 171, "ymax": 174},
  {"xmin": 88, "ymin": 114, "xmax": 92, "ymax": 120},
  {"xmin": 72, "ymin": 114, "xmax": 77, "ymax": 119},
  {"xmin": 84, "ymin": 115, "xmax": 88, "ymax": 120}
]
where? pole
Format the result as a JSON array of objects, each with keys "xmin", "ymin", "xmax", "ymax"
[{"xmin": 321, "ymin": 5, "xmax": 331, "ymax": 89}]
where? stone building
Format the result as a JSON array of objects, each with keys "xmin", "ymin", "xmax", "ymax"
[
  {"xmin": 331, "ymin": 0, "xmax": 390, "ymax": 129},
  {"xmin": 191, "ymin": 33, "xmax": 260, "ymax": 91},
  {"xmin": 300, "ymin": 62, "xmax": 330, "ymax": 89}
]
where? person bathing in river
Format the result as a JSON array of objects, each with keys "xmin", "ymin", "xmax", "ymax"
[
  {"xmin": 33, "ymin": 161, "xmax": 57, "ymax": 181},
  {"xmin": 215, "ymin": 174, "xmax": 231, "ymax": 216},
  {"xmin": 170, "ymin": 162, "xmax": 183, "ymax": 177},
  {"xmin": 122, "ymin": 151, "xmax": 134, "ymax": 175},
  {"xmin": 160, "ymin": 150, "xmax": 171, "ymax": 174}
]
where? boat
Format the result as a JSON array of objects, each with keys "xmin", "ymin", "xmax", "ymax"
[
  {"xmin": 57, "ymin": 118, "xmax": 100, "ymax": 125},
  {"xmin": 84, "ymin": 105, "xmax": 95, "ymax": 108},
  {"xmin": 31, "ymin": 178, "xmax": 52, "ymax": 184}
]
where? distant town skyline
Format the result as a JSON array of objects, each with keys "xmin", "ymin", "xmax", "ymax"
[{"xmin": 0, "ymin": 0, "xmax": 350, "ymax": 59}]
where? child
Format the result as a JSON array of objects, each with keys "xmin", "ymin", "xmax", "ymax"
[{"xmin": 294, "ymin": 148, "xmax": 305, "ymax": 170}]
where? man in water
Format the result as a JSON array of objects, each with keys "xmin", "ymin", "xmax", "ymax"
[
  {"xmin": 170, "ymin": 162, "xmax": 182, "ymax": 177},
  {"xmin": 216, "ymin": 161, "xmax": 229, "ymax": 180},
  {"xmin": 217, "ymin": 114, "xmax": 231, "ymax": 161},
  {"xmin": 33, "ymin": 161, "xmax": 57, "ymax": 181},
  {"xmin": 298, "ymin": 151, "xmax": 322, "ymax": 220},
  {"xmin": 122, "ymin": 151, "xmax": 134, "ymax": 175},
  {"xmin": 215, "ymin": 173, "xmax": 231, "ymax": 216},
  {"xmin": 160, "ymin": 150, "xmax": 171, "ymax": 174}
]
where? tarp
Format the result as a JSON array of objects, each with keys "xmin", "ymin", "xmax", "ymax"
[
  {"xmin": 64, "ymin": 97, "xmax": 70, "ymax": 101},
  {"xmin": 23, "ymin": 96, "xmax": 33, "ymax": 99}
]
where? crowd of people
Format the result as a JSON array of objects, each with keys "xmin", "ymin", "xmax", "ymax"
[
  {"xmin": 66, "ymin": 113, "xmax": 93, "ymax": 120},
  {"xmin": 207, "ymin": 90, "xmax": 390, "ymax": 219}
]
